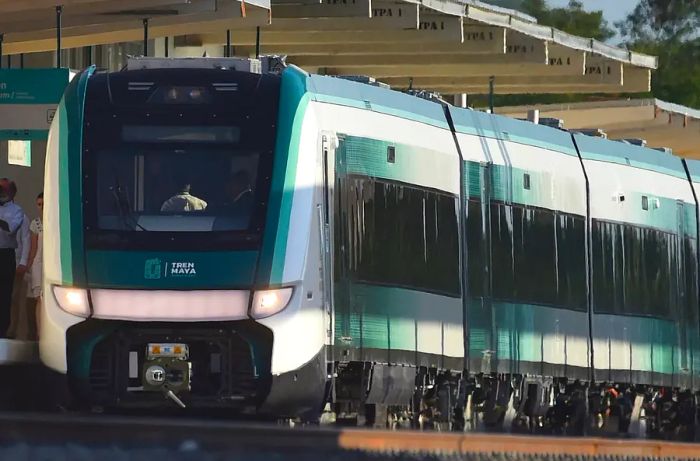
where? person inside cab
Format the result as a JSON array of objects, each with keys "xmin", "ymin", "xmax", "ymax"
[
  {"xmin": 221, "ymin": 170, "xmax": 254, "ymax": 215},
  {"xmin": 161, "ymin": 181, "xmax": 207, "ymax": 213}
]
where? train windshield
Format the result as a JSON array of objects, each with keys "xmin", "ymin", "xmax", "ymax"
[
  {"xmin": 95, "ymin": 139, "xmax": 259, "ymax": 233},
  {"xmin": 82, "ymin": 69, "xmax": 280, "ymax": 250}
]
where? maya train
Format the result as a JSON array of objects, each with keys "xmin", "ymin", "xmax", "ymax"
[{"xmin": 41, "ymin": 56, "xmax": 700, "ymax": 438}]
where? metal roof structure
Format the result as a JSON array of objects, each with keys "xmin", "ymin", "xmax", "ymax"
[
  {"xmin": 496, "ymin": 99, "xmax": 700, "ymax": 158},
  {"xmin": 0, "ymin": 0, "xmax": 657, "ymax": 95}
]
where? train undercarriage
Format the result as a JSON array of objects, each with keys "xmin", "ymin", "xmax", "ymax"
[{"xmin": 324, "ymin": 361, "xmax": 700, "ymax": 441}]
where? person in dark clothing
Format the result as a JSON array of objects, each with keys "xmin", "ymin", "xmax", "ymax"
[
  {"xmin": 212, "ymin": 171, "xmax": 255, "ymax": 231},
  {"xmin": 222, "ymin": 170, "xmax": 254, "ymax": 215},
  {"xmin": 0, "ymin": 178, "xmax": 24, "ymax": 337}
]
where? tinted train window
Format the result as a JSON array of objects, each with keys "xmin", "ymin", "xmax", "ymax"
[
  {"xmin": 684, "ymin": 237, "xmax": 698, "ymax": 323},
  {"xmin": 338, "ymin": 176, "xmax": 461, "ymax": 297},
  {"xmin": 592, "ymin": 220, "xmax": 678, "ymax": 317},
  {"xmin": 490, "ymin": 203, "xmax": 585, "ymax": 310},
  {"xmin": 466, "ymin": 200, "xmax": 488, "ymax": 298}
]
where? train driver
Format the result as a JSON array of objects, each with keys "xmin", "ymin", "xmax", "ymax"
[{"xmin": 160, "ymin": 180, "xmax": 208, "ymax": 213}]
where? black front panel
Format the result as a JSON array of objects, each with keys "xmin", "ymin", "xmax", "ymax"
[
  {"xmin": 67, "ymin": 320, "xmax": 273, "ymax": 409},
  {"xmin": 82, "ymin": 69, "xmax": 280, "ymax": 251}
]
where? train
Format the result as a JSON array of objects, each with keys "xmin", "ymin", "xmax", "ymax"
[{"xmin": 41, "ymin": 56, "xmax": 700, "ymax": 437}]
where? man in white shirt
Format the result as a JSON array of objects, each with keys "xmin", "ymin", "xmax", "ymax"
[
  {"xmin": 0, "ymin": 178, "xmax": 25, "ymax": 337},
  {"xmin": 7, "ymin": 212, "xmax": 29, "ymax": 339},
  {"xmin": 161, "ymin": 182, "xmax": 207, "ymax": 213}
]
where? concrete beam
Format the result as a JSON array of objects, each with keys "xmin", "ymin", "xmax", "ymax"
[
  {"xmin": 289, "ymin": 50, "xmax": 548, "ymax": 68},
  {"xmin": 622, "ymin": 65, "xmax": 651, "ymax": 92},
  {"xmin": 584, "ymin": 54, "xmax": 623, "ymax": 85},
  {"xmin": 269, "ymin": 14, "xmax": 418, "ymax": 31},
  {"xmin": 309, "ymin": 63, "xmax": 593, "ymax": 78},
  {"xmin": 2, "ymin": 4, "xmax": 269, "ymax": 55},
  {"xmin": 229, "ymin": 40, "xmax": 502, "ymax": 56},
  {"xmin": 379, "ymin": 74, "xmax": 632, "ymax": 88},
  {"xmin": 425, "ymin": 84, "xmax": 644, "ymax": 95},
  {"xmin": 0, "ymin": 0, "xmax": 159, "ymax": 15},
  {"xmin": 272, "ymin": 0, "xmax": 371, "ymax": 18},
  {"xmin": 0, "ymin": 0, "xmax": 218, "ymax": 34},
  {"xmin": 505, "ymin": 30, "xmax": 547, "ymax": 65},
  {"xmin": 461, "ymin": 26, "xmax": 505, "ymax": 53},
  {"xmin": 196, "ymin": 20, "xmax": 463, "ymax": 44},
  {"xmin": 547, "ymin": 43, "xmax": 585, "ymax": 75}
]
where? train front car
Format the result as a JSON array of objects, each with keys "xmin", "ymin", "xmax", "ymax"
[{"xmin": 41, "ymin": 59, "xmax": 327, "ymax": 415}]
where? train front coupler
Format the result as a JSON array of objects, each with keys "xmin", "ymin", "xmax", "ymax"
[{"xmin": 142, "ymin": 343, "xmax": 191, "ymax": 408}]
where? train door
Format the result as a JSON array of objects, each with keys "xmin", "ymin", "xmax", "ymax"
[
  {"xmin": 321, "ymin": 133, "xmax": 337, "ymax": 352},
  {"xmin": 677, "ymin": 199, "xmax": 690, "ymax": 378}
]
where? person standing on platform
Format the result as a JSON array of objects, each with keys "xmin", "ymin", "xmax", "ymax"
[
  {"xmin": 25, "ymin": 192, "xmax": 43, "ymax": 340},
  {"xmin": 0, "ymin": 178, "xmax": 24, "ymax": 338},
  {"xmin": 7, "ymin": 209, "xmax": 30, "ymax": 339}
]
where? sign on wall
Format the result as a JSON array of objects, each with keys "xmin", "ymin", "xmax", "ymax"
[
  {"xmin": 0, "ymin": 68, "xmax": 70, "ymax": 140},
  {"xmin": 7, "ymin": 139, "xmax": 31, "ymax": 167}
]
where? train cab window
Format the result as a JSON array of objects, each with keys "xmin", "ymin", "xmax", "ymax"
[
  {"xmin": 82, "ymin": 69, "xmax": 280, "ymax": 250},
  {"xmin": 94, "ymin": 146, "xmax": 260, "ymax": 233}
]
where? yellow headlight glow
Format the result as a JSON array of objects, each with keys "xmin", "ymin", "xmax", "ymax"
[
  {"xmin": 52, "ymin": 286, "xmax": 90, "ymax": 317},
  {"xmin": 251, "ymin": 288, "xmax": 293, "ymax": 319}
]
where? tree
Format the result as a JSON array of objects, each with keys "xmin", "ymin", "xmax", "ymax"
[
  {"xmin": 617, "ymin": 0, "xmax": 699, "ymax": 42},
  {"xmin": 486, "ymin": 0, "xmax": 615, "ymax": 41},
  {"xmin": 618, "ymin": 0, "xmax": 700, "ymax": 108}
]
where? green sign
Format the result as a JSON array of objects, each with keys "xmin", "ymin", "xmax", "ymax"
[{"xmin": 0, "ymin": 68, "xmax": 70, "ymax": 105}]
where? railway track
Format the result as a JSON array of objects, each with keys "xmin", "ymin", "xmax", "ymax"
[{"xmin": 0, "ymin": 412, "xmax": 697, "ymax": 460}]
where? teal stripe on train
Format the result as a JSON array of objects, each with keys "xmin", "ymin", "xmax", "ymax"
[
  {"xmin": 337, "ymin": 135, "xmax": 455, "ymax": 193},
  {"xmin": 85, "ymin": 250, "xmax": 258, "ymax": 289},
  {"xmin": 468, "ymin": 299, "xmax": 695, "ymax": 376},
  {"xmin": 334, "ymin": 282, "xmax": 461, "ymax": 355},
  {"xmin": 57, "ymin": 66, "xmax": 95, "ymax": 285},
  {"xmin": 464, "ymin": 160, "xmax": 696, "ymax": 235},
  {"xmin": 256, "ymin": 67, "xmax": 309, "ymax": 285}
]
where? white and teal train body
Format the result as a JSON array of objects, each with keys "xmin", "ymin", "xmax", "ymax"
[{"xmin": 41, "ymin": 57, "xmax": 700, "ymax": 434}]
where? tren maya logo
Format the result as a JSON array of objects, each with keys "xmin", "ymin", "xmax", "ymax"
[
  {"xmin": 144, "ymin": 258, "xmax": 197, "ymax": 279},
  {"xmin": 144, "ymin": 258, "xmax": 162, "ymax": 280}
]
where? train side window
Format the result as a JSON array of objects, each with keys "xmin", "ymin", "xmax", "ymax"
[
  {"xmin": 523, "ymin": 173, "xmax": 531, "ymax": 190},
  {"xmin": 340, "ymin": 175, "xmax": 460, "ymax": 297},
  {"xmin": 386, "ymin": 146, "xmax": 396, "ymax": 163},
  {"xmin": 642, "ymin": 196, "xmax": 649, "ymax": 210},
  {"xmin": 592, "ymin": 220, "xmax": 624, "ymax": 314},
  {"xmin": 466, "ymin": 200, "xmax": 487, "ymax": 298}
]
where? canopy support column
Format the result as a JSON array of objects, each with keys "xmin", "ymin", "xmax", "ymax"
[{"xmin": 56, "ymin": 6, "xmax": 63, "ymax": 68}]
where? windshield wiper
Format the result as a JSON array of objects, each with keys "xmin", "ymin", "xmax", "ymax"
[{"xmin": 110, "ymin": 178, "xmax": 149, "ymax": 232}]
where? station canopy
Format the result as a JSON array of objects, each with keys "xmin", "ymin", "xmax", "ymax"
[
  {"xmin": 497, "ymin": 99, "xmax": 700, "ymax": 158},
  {"xmin": 0, "ymin": 0, "xmax": 657, "ymax": 95}
]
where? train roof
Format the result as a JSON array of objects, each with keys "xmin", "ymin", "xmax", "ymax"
[{"xmin": 296, "ymin": 67, "xmax": 691, "ymax": 180}]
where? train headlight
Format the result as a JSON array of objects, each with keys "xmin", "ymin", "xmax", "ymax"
[
  {"xmin": 250, "ymin": 288, "xmax": 293, "ymax": 319},
  {"xmin": 52, "ymin": 286, "xmax": 90, "ymax": 317}
]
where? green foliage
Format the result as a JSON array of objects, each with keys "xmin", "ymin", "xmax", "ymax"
[
  {"xmin": 485, "ymin": 0, "xmax": 615, "ymax": 40},
  {"xmin": 617, "ymin": 0, "xmax": 699, "ymax": 42},
  {"xmin": 618, "ymin": 0, "xmax": 700, "ymax": 108}
]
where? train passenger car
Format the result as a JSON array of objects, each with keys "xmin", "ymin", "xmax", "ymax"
[{"xmin": 41, "ymin": 57, "xmax": 700, "ymax": 437}]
